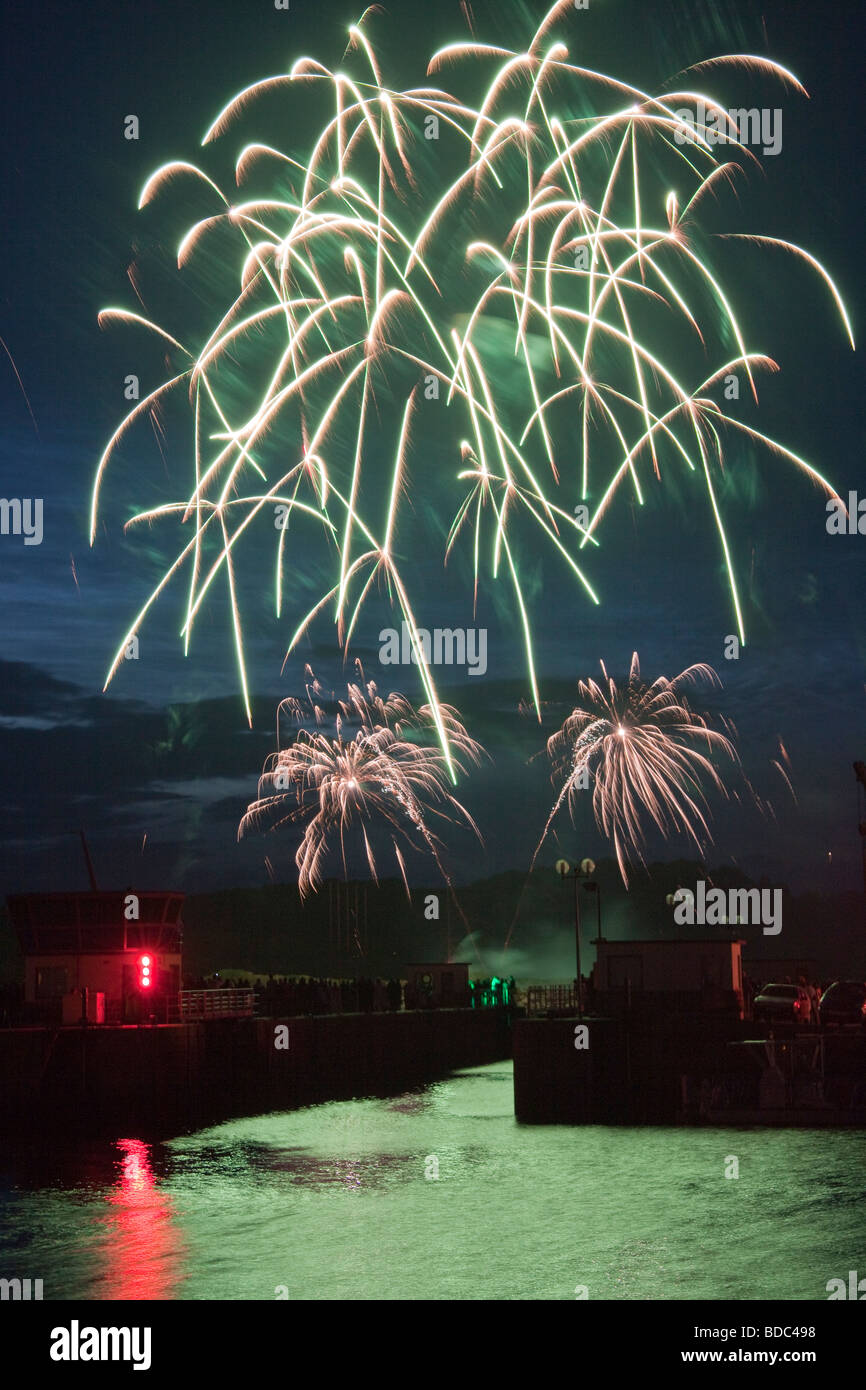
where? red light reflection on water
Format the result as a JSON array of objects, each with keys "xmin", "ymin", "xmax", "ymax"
[{"xmin": 100, "ymin": 1139, "xmax": 183, "ymax": 1299}]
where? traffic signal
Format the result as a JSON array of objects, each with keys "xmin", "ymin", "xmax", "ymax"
[{"xmin": 138, "ymin": 954, "xmax": 153, "ymax": 991}]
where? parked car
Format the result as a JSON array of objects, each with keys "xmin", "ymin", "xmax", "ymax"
[
  {"xmin": 753, "ymin": 983, "xmax": 813, "ymax": 1028},
  {"xmin": 818, "ymin": 981, "xmax": 866, "ymax": 1029}
]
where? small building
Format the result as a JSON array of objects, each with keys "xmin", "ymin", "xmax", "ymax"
[
  {"xmin": 591, "ymin": 937, "xmax": 744, "ymax": 1015},
  {"xmin": 404, "ymin": 961, "xmax": 470, "ymax": 1009},
  {"xmin": 6, "ymin": 890, "xmax": 183, "ymax": 1024}
]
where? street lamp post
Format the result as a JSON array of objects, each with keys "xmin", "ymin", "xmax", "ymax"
[
  {"xmin": 556, "ymin": 857, "xmax": 596, "ymax": 1018},
  {"xmin": 583, "ymin": 879, "xmax": 602, "ymax": 943}
]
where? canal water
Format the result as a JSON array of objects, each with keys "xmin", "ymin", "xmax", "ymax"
[{"xmin": 1, "ymin": 1061, "xmax": 863, "ymax": 1300}]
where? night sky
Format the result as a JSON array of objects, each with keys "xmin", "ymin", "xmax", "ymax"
[{"xmin": 0, "ymin": 0, "xmax": 863, "ymax": 906}]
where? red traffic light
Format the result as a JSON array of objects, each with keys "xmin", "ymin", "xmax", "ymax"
[{"xmin": 138, "ymin": 954, "xmax": 153, "ymax": 989}]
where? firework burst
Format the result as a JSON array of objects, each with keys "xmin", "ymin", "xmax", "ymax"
[
  {"xmin": 91, "ymin": 1, "xmax": 853, "ymax": 772},
  {"xmin": 239, "ymin": 665, "xmax": 485, "ymax": 897},
  {"xmin": 534, "ymin": 652, "xmax": 738, "ymax": 885}
]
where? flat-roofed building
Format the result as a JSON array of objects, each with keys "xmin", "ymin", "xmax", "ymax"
[
  {"xmin": 404, "ymin": 961, "xmax": 470, "ymax": 1009},
  {"xmin": 591, "ymin": 936, "xmax": 744, "ymax": 1016},
  {"xmin": 6, "ymin": 890, "xmax": 183, "ymax": 1023}
]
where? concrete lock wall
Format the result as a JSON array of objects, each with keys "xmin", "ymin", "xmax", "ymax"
[
  {"xmin": 513, "ymin": 1013, "xmax": 752, "ymax": 1124},
  {"xmin": 0, "ymin": 1008, "xmax": 512, "ymax": 1132}
]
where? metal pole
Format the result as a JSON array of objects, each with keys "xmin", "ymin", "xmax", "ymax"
[
  {"xmin": 574, "ymin": 871, "xmax": 583, "ymax": 1019},
  {"xmin": 79, "ymin": 830, "xmax": 99, "ymax": 892},
  {"xmin": 854, "ymin": 763, "xmax": 866, "ymax": 894}
]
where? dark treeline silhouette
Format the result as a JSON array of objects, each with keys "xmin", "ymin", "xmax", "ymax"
[{"xmin": 176, "ymin": 867, "xmax": 866, "ymax": 983}]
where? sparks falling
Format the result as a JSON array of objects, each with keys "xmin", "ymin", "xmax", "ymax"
[
  {"xmin": 239, "ymin": 665, "xmax": 484, "ymax": 898},
  {"xmin": 91, "ymin": 0, "xmax": 854, "ymax": 774},
  {"xmin": 535, "ymin": 652, "xmax": 739, "ymax": 886}
]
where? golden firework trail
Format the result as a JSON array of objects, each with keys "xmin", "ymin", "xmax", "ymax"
[
  {"xmin": 239, "ymin": 664, "xmax": 484, "ymax": 899},
  {"xmin": 529, "ymin": 651, "xmax": 739, "ymax": 896},
  {"xmin": 91, "ymin": 1, "xmax": 853, "ymax": 777}
]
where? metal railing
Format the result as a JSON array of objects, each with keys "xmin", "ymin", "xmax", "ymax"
[
  {"xmin": 525, "ymin": 985, "xmax": 579, "ymax": 1015},
  {"xmin": 179, "ymin": 989, "xmax": 256, "ymax": 1021}
]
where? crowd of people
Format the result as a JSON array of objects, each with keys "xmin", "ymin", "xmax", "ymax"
[
  {"xmin": 183, "ymin": 973, "xmax": 404, "ymax": 1015},
  {"xmin": 182, "ymin": 972, "xmax": 518, "ymax": 1015},
  {"xmin": 469, "ymin": 977, "xmax": 516, "ymax": 1008}
]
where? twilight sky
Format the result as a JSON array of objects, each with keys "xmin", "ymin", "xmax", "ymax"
[{"xmin": 0, "ymin": 0, "xmax": 863, "ymax": 902}]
